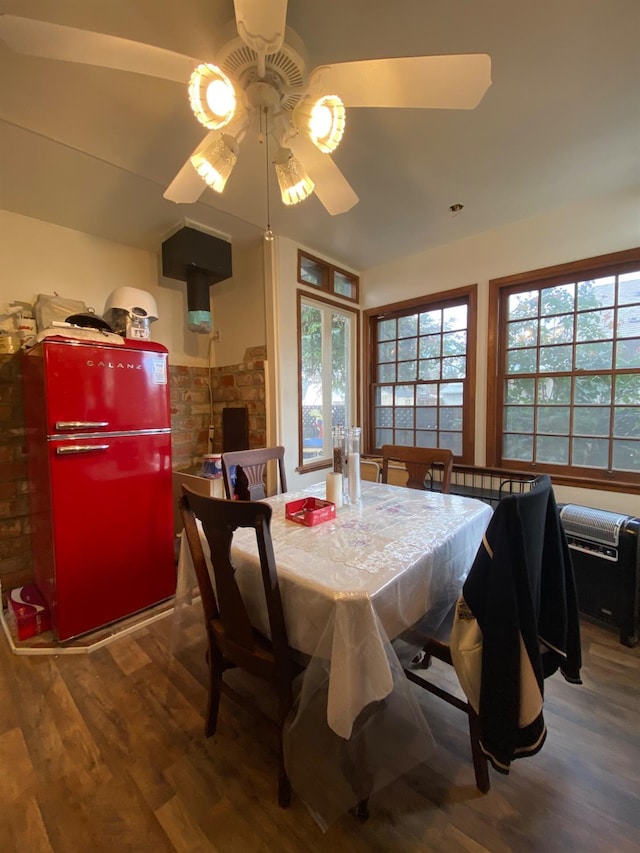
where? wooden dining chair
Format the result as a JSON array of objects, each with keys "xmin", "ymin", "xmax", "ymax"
[
  {"xmin": 180, "ymin": 485, "xmax": 304, "ymax": 807},
  {"xmin": 381, "ymin": 445, "xmax": 454, "ymax": 493},
  {"xmin": 403, "ymin": 474, "xmax": 582, "ymax": 792},
  {"xmin": 221, "ymin": 446, "xmax": 287, "ymax": 500}
]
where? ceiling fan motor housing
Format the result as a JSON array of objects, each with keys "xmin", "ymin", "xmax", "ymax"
[{"xmin": 161, "ymin": 227, "xmax": 233, "ymax": 334}]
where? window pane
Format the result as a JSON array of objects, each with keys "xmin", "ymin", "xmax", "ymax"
[
  {"xmin": 377, "ymin": 341, "xmax": 396, "ymax": 362},
  {"xmin": 540, "ymin": 315, "xmax": 573, "ymax": 345},
  {"xmin": 378, "ymin": 319, "xmax": 396, "ymax": 341},
  {"xmin": 618, "ymin": 272, "xmax": 640, "ymax": 305},
  {"xmin": 397, "ymin": 361, "xmax": 417, "ymax": 381},
  {"xmin": 573, "ymin": 438, "xmax": 609, "ymax": 468},
  {"xmin": 394, "ymin": 408, "xmax": 414, "ymax": 428},
  {"xmin": 397, "ymin": 338, "xmax": 417, "ymax": 360},
  {"xmin": 419, "ymin": 359, "xmax": 441, "ymax": 380},
  {"xmin": 574, "ymin": 375, "xmax": 611, "ymax": 404},
  {"xmin": 419, "ymin": 335, "xmax": 441, "ymax": 358},
  {"xmin": 507, "ymin": 291, "xmax": 538, "ymax": 320},
  {"xmin": 539, "ymin": 344, "xmax": 573, "ymax": 372},
  {"xmin": 416, "ymin": 384, "xmax": 437, "ymax": 405},
  {"xmin": 576, "ymin": 341, "xmax": 612, "ymax": 370},
  {"xmin": 617, "ymin": 306, "xmax": 640, "ymax": 338},
  {"xmin": 442, "ymin": 356, "xmax": 466, "ymax": 379},
  {"xmin": 613, "ymin": 440, "xmax": 640, "ymax": 471},
  {"xmin": 541, "ymin": 283, "xmax": 575, "ymax": 315},
  {"xmin": 574, "ymin": 407, "xmax": 610, "ymax": 436},
  {"xmin": 507, "ymin": 347, "xmax": 537, "ymax": 373},
  {"xmin": 334, "ymin": 271, "xmax": 356, "ymax": 299},
  {"xmin": 616, "ymin": 338, "xmax": 640, "ymax": 369},
  {"xmin": 443, "ymin": 305, "xmax": 467, "ymax": 331},
  {"xmin": 440, "ymin": 432, "xmax": 462, "ymax": 454},
  {"xmin": 416, "ymin": 407, "xmax": 437, "ymax": 429},
  {"xmin": 577, "ymin": 276, "xmax": 615, "ymax": 309},
  {"xmin": 440, "ymin": 382, "xmax": 463, "ymax": 405},
  {"xmin": 416, "ymin": 431, "xmax": 437, "ymax": 448},
  {"xmin": 504, "ymin": 433, "xmax": 533, "ymax": 461},
  {"xmin": 508, "ymin": 319, "xmax": 538, "ymax": 348},
  {"xmin": 537, "ymin": 435, "xmax": 569, "ymax": 464},
  {"xmin": 440, "ymin": 407, "xmax": 463, "ymax": 430},
  {"xmin": 506, "ymin": 378, "xmax": 535, "ymax": 404},
  {"xmin": 377, "ymin": 363, "xmax": 396, "ymax": 382},
  {"xmin": 300, "ymin": 256, "xmax": 326, "ymax": 287},
  {"xmin": 505, "ymin": 406, "xmax": 534, "ymax": 432},
  {"xmin": 443, "ymin": 330, "xmax": 467, "ymax": 356},
  {"xmin": 538, "ymin": 406, "xmax": 570, "ymax": 434},
  {"xmin": 376, "ymin": 428, "xmax": 393, "ymax": 446},
  {"xmin": 538, "ymin": 376, "xmax": 572, "ymax": 403},
  {"xmin": 613, "ymin": 407, "xmax": 640, "ymax": 438},
  {"xmin": 419, "ymin": 310, "xmax": 441, "ymax": 334},
  {"xmin": 375, "ymin": 407, "xmax": 393, "ymax": 427},
  {"xmin": 376, "ymin": 386, "xmax": 394, "ymax": 406},
  {"xmin": 398, "ymin": 315, "xmax": 418, "ymax": 338},
  {"xmin": 576, "ymin": 309, "xmax": 613, "ymax": 342},
  {"xmin": 615, "ymin": 373, "xmax": 640, "ymax": 402},
  {"xmin": 395, "ymin": 385, "xmax": 414, "ymax": 406},
  {"xmin": 395, "ymin": 429, "xmax": 415, "ymax": 445}
]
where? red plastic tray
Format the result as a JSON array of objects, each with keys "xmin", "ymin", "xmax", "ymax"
[{"xmin": 285, "ymin": 497, "xmax": 336, "ymax": 527}]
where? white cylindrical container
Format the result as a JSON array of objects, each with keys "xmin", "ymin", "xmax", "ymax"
[
  {"xmin": 347, "ymin": 427, "xmax": 361, "ymax": 503},
  {"xmin": 326, "ymin": 472, "xmax": 343, "ymax": 508}
]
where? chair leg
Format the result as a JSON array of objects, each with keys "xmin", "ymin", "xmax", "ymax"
[
  {"xmin": 468, "ymin": 706, "xmax": 490, "ymax": 793},
  {"xmin": 204, "ymin": 642, "xmax": 223, "ymax": 738}
]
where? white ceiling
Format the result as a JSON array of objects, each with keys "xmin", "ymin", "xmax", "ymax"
[{"xmin": 1, "ymin": 0, "xmax": 638, "ymax": 270}]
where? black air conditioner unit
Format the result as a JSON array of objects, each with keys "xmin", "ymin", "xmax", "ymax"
[{"xmin": 559, "ymin": 504, "xmax": 639, "ymax": 647}]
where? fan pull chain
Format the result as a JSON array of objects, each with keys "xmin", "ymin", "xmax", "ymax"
[{"xmin": 263, "ymin": 107, "xmax": 274, "ymax": 242}]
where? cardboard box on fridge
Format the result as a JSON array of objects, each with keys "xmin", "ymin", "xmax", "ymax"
[{"xmin": 7, "ymin": 585, "xmax": 51, "ymax": 640}]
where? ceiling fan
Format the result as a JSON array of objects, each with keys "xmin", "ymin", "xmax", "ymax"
[{"xmin": 0, "ymin": 1, "xmax": 491, "ymax": 217}]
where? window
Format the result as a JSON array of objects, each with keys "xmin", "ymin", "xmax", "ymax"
[
  {"xmin": 297, "ymin": 291, "xmax": 359, "ymax": 470},
  {"xmin": 488, "ymin": 248, "xmax": 640, "ymax": 490},
  {"xmin": 298, "ymin": 250, "xmax": 359, "ymax": 302},
  {"xmin": 364, "ymin": 286, "xmax": 477, "ymax": 462}
]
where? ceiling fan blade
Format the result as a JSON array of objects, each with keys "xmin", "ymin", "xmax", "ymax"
[
  {"xmin": 308, "ymin": 54, "xmax": 491, "ymax": 109},
  {"xmin": 233, "ymin": 0, "xmax": 288, "ymax": 55},
  {"xmin": 288, "ymin": 135, "xmax": 358, "ymax": 216},
  {"xmin": 0, "ymin": 14, "xmax": 199, "ymax": 83}
]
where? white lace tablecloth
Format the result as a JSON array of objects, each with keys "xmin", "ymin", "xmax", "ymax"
[{"xmin": 175, "ymin": 481, "xmax": 492, "ymax": 737}]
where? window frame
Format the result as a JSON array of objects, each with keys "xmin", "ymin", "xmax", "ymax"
[
  {"xmin": 296, "ymin": 289, "xmax": 360, "ymax": 472},
  {"xmin": 364, "ymin": 284, "xmax": 477, "ymax": 463},
  {"xmin": 487, "ymin": 247, "xmax": 640, "ymax": 492},
  {"xmin": 297, "ymin": 249, "xmax": 359, "ymax": 303}
]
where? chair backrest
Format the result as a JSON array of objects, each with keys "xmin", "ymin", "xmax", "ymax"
[
  {"xmin": 360, "ymin": 458, "xmax": 380, "ymax": 482},
  {"xmin": 180, "ymin": 486, "xmax": 292, "ymax": 674},
  {"xmin": 221, "ymin": 446, "xmax": 287, "ymax": 500},
  {"xmin": 380, "ymin": 445, "xmax": 454, "ymax": 493}
]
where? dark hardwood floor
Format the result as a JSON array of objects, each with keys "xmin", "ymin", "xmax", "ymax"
[{"xmin": 1, "ymin": 607, "xmax": 638, "ymax": 852}]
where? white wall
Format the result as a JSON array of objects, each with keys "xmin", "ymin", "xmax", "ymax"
[
  {"xmin": 0, "ymin": 210, "xmax": 264, "ymax": 367},
  {"xmin": 362, "ymin": 188, "xmax": 640, "ymax": 516}
]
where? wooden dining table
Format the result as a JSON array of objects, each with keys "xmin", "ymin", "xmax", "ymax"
[{"xmin": 174, "ymin": 479, "xmax": 493, "ymax": 827}]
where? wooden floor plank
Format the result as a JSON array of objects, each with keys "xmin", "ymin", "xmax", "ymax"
[{"xmin": 1, "ymin": 614, "xmax": 638, "ymax": 852}]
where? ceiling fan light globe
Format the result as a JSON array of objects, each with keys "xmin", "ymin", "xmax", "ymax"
[
  {"xmin": 190, "ymin": 133, "xmax": 239, "ymax": 193},
  {"xmin": 294, "ymin": 95, "xmax": 345, "ymax": 154},
  {"xmin": 189, "ymin": 63, "xmax": 236, "ymax": 130},
  {"xmin": 274, "ymin": 148, "xmax": 315, "ymax": 205}
]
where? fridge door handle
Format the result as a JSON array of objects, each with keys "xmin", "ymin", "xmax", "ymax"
[
  {"xmin": 55, "ymin": 421, "xmax": 109, "ymax": 430},
  {"xmin": 56, "ymin": 444, "xmax": 110, "ymax": 455}
]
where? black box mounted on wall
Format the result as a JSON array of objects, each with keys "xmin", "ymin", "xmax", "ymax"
[{"xmin": 161, "ymin": 226, "xmax": 233, "ymax": 318}]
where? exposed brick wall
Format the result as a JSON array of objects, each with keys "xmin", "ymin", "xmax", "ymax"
[
  {"xmin": 0, "ymin": 353, "xmax": 31, "ymax": 596},
  {"xmin": 210, "ymin": 346, "xmax": 267, "ymax": 452},
  {"xmin": 0, "ymin": 348, "xmax": 266, "ymax": 600}
]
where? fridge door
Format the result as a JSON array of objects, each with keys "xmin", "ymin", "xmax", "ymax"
[
  {"xmin": 39, "ymin": 338, "xmax": 170, "ymax": 434},
  {"xmin": 42, "ymin": 433, "xmax": 175, "ymax": 640}
]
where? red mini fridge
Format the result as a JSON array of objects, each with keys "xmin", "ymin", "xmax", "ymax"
[{"xmin": 23, "ymin": 336, "xmax": 175, "ymax": 640}]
